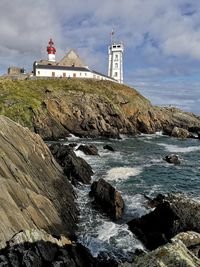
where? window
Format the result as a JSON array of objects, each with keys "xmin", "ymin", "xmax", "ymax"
[
  {"xmin": 115, "ymin": 55, "xmax": 118, "ymax": 60},
  {"xmin": 52, "ymin": 72, "xmax": 55, "ymax": 77},
  {"xmin": 85, "ymin": 73, "xmax": 87, "ymax": 76},
  {"xmin": 37, "ymin": 71, "xmax": 40, "ymax": 75},
  {"xmin": 117, "ymin": 45, "xmax": 121, "ymax": 48},
  {"xmin": 115, "ymin": 63, "xmax": 118, "ymax": 68},
  {"xmin": 73, "ymin": 73, "xmax": 76, "ymax": 78},
  {"xmin": 114, "ymin": 72, "xmax": 118, "ymax": 77},
  {"xmin": 80, "ymin": 73, "xmax": 82, "ymax": 76}
]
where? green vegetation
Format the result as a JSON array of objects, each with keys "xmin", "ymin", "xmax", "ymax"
[{"xmin": 0, "ymin": 78, "xmax": 151, "ymax": 128}]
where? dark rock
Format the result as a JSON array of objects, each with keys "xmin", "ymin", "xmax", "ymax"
[
  {"xmin": 101, "ymin": 131, "xmax": 121, "ymax": 139},
  {"xmin": 128, "ymin": 202, "xmax": 178, "ymax": 250},
  {"xmin": 22, "ymin": 250, "xmax": 42, "ymax": 267},
  {"xmin": 76, "ymin": 144, "xmax": 99, "ymax": 155},
  {"xmin": 68, "ymin": 143, "xmax": 77, "ymax": 149},
  {"xmin": 49, "ymin": 143, "xmax": 93, "ymax": 185},
  {"xmin": 163, "ymin": 154, "xmax": 180, "ymax": 164},
  {"xmin": 103, "ymin": 145, "xmax": 115, "ymax": 152},
  {"xmin": 90, "ymin": 178, "xmax": 124, "ymax": 220}
]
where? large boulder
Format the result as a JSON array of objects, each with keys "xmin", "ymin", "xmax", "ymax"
[
  {"xmin": 90, "ymin": 178, "xmax": 124, "ymax": 220},
  {"xmin": 119, "ymin": 232, "xmax": 200, "ymax": 267},
  {"xmin": 49, "ymin": 143, "xmax": 94, "ymax": 185},
  {"xmin": 171, "ymin": 126, "xmax": 191, "ymax": 138},
  {"xmin": 76, "ymin": 144, "xmax": 99, "ymax": 156},
  {"xmin": 0, "ymin": 116, "xmax": 78, "ymax": 246},
  {"xmin": 130, "ymin": 193, "xmax": 200, "ymax": 251},
  {"xmin": 128, "ymin": 202, "xmax": 178, "ymax": 250}
]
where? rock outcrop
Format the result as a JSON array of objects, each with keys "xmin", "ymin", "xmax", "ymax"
[
  {"xmin": 1, "ymin": 79, "xmax": 200, "ymax": 140},
  {"xmin": 171, "ymin": 126, "xmax": 192, "ymax": 138},
  {"xmin": 76, "ymin": 144, "xmax": 99, "ymax": 156},
  {"xmin": 49, "ymin": 143, "xmax": 93, "ymax": 185},
  {"xmin": 163, "ymin": 154, "xmax": 181, "ymax": 164},
  {"xmin": 129, "ymin": 193, "xmax": 200, "ymax": 251},
  {"xmin": 119, "ymin": 232, "xmax": 200, "ymax": 267},
  {"xmin": 0, "ymin": 229, "xmax": 98, "ymax": 267},
  {"xmin": 128, "ymin": 202, "xmax": 178, "ymax": 250},
  {"xmin": 0, "ymin": 116, "xmax": 78, "ymax": 247},
  {"xmin": 90, "ymin": 178, "xmax": 124, "ymax": 220}
]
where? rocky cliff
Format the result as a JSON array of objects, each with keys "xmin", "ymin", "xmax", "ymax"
[
  {"xmin": 0, "ymin": 115, "xmax": 78, "ymax": 247},
  {"xmin": 1, "ymin": 78, "xmax": 200, "ymax": 140}
]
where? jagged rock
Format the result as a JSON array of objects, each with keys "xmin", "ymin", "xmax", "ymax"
[
  {"xmin": 90, "ymin": 178, "xmax": 124, "ymax": 220},
  {"xmin": 173, "ymin": 231, "xmax": 200, "ymax": 257},
  {"xmin": 132, "ymin": 193, "xmax": 200, "ymax": 251},
  {"xmin": 166, "ymin": 193, "xmax": 200, "ymax": 235},
  {"xmin": 163, "ymin": 154, "xmax": 181, "ymax": 164},
  {"xmin": 103, "ymin": 145, "xmax": 115, "ymax": 152},
  {"xmin": 171, "ymin": 126, "xmax": 191, "ymax": 138},
  {"xmin": 119, "ymin": 232, "xmax": 200, "ymax": 267},
  {"xmin": 128, "ymin": 202, "xmax": 178, "ymax": 250},
  {"xmin": 0, "ymin": 116, "xmax": 78, "ymax": 246},
  {"xmin": 49, "ymin": 143, "xmax": 93, "ymax": 185},
  {"xmin": 76, "ymin": 144, "xmax": 99, "ymax": 155},
  {"xmin": 0, "ymin": 229, "xmax": 97, "ymax": 267}
]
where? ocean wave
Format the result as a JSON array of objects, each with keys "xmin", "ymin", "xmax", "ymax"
[
  {"xmin": 104, "ymin": 167, "xmax": 142, "ymax": 181},
  {"xmin": 158, "ymin": 143, "xmax": 200, "ymax": 153}
]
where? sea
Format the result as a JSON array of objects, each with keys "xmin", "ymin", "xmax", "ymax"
[{"xmin": 64, "ymin": 133, "xmax": 200, "ymax": 262}]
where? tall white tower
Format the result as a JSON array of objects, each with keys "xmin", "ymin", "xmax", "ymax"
[{"xmin": 108, "ymin": 31, "xmax": 124, "ymax": 83}]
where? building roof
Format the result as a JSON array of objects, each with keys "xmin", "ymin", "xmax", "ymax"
[
  {"xmin": 35, "ymin": 64, "xmax": 91, "ymax": 72},
  {"xmin": 58, "ymin": 49, "xmax": 85, "ymax": 67}
]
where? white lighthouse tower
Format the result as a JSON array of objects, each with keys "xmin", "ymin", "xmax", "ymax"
[
  {"xmin": 108, "ymin": 30, "xmax": 124, "ymax": 83},
  {"xmin": 47, "ymin": 38, "xmax": 56, "ymax": 62}
]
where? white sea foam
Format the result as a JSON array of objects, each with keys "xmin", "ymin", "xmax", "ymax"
[
  {"xmin": 123, "ymin": 194, "xmax": 150, "ymax": 218},
  {"xmin": 67, "ymin": 134, "xmax": 80, "ymax": 141},
  {"xmin": 158, "ymin": 143, "xmax": 200, "ymax": 153},
  {"xmin": 104, "ymin": 167, "xmax": 142, "ymax": 181}
]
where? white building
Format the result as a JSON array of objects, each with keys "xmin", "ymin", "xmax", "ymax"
[
  {"xmin": 33, "ymin": 39, "xmax": 116, "ymax": 82},
  {"xmin": 108, "ymin": 43, "xmax": 124, "ymax": 84}
]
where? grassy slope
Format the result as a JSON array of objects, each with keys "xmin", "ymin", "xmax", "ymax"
[{"xmin": 0, "ymin": 78, "xmax": 151, "ymax": 128}]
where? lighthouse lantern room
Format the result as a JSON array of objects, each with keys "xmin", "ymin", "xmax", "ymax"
[{"xmin": 47, "ymin": 38, "xmax": 56, "ymax": 62}]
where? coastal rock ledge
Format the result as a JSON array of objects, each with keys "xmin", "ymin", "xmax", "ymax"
[
  {"xmin": 0, "ymin": 115, "xmax": 78, "ymax": 245},
  {"xmin": 1, "ymin": 79, "xmax": 200, "ymax": 140}
]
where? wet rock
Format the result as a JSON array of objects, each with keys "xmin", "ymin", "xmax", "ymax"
[
  {"xmin": 76, "ymin": 144, "xmax": 99, "ymax": 155},
  {"xmin": 90, "ymin": 178, "xmax": 124, "ymax": 220},
  {"xmin": 119, "ymin": 233, "xmax": 200, "ymax": 267},
  {"xmin": 103, "ymin": 145, "xmax": 115, "ymax": 152},
  {"xmin": 171, "ymin": 126, "xmax": 191, "ymax": 138},
  {"xmin": 163, "ymin": 154, "xmax": 180, "ymax": 164},
  {"xmin": 0, "ymin": 229, "xmax": 98, "ymax": 267},
  {"xmin": 128, "ymin": 202, "xmax": 178, "ymax": 250},
  {"xmin": 49, "ymin": 143, "xmax": 93, "ymax": 185}
]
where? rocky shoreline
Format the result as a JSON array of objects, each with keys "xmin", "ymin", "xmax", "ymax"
[
  {"xmin": 0, "ymin": 115, "xmax": 200, "ymax": 266},
  {"xmin": 1, "ymin": 79, "xmax": 200, "ymax": 266}
]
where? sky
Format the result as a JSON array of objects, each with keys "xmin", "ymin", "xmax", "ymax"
[{"xmin": 1, "ymin": 0, "xmax": 200, "ymax": 114}]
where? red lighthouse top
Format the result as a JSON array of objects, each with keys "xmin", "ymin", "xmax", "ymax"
[{"xmin": 47, "ymin": 38, "xmax": 56, "ymax": 54}]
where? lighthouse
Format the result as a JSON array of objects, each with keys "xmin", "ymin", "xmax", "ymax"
[
  {"xmin": 47, "ymin": 38, "xmax": 56, "ymax": 62},
  {"xmin": 108, "ymin": 30, "xmax": 124, "ymax": 83}
]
